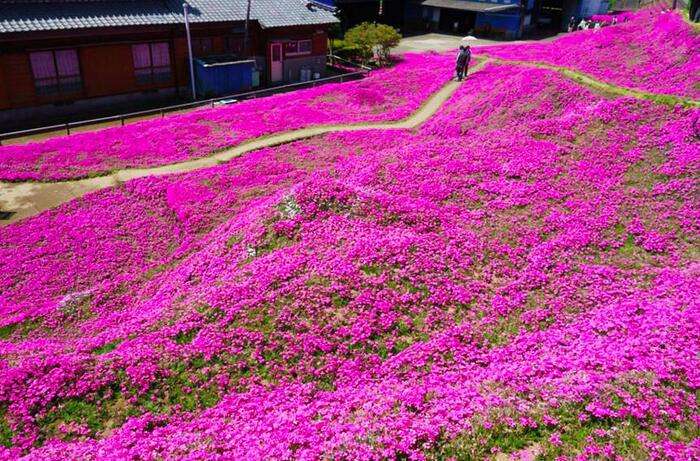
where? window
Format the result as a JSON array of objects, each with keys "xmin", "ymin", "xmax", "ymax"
[
  {"xmin": 29, "ymin": 49, "xmax": 82, "ymax": 96},
  {"xmin": 225, "ymin": 36, "xmax": 243, "ymax": 55},
  {"xmin": 192, "ymin": 37, "xmax": 213, "ymax": 57},
  {"xmin": 284, "ymin": 39, "xmax": 313, "ymax": 57},
  {"xmin": 298, "ymin": 39, "xmax": 312, "ymax": 54},
  {"xmin": 132, "ymin": 42, "xmax": 171, "ymax": 85}
]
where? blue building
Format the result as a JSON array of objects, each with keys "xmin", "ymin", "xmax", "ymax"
[{"xmin": 413, "ymin": 0, "xmax": 609, "ymax": 38}]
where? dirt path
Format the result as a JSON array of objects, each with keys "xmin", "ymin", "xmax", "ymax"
[
  {"xmin": 0, "ymin": 60, "xmax": 487, "ymax": 226},
  {"xmin": 489, "ymin": 58, "xmax": 700, "ymax": 108},
  {"xmin": 2, "ymin": 56, "xmax": 698, "ymax": 226}
]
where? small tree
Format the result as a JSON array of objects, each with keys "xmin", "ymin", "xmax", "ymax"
[
  {"xmin": 344, "ymin": 22, "xmax": 402, "ymax": 66},
  {"xmin": 373, "ymin": 23, "xmax": 401, "ymax": 65},
  {"xmin": 344, "ymin": 22, "xmax": 376, "ymax": 65}
]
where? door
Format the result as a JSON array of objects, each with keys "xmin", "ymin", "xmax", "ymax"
[{"xmin": 270, "ymin": 42, "xmax": 283, "ymax": 83}]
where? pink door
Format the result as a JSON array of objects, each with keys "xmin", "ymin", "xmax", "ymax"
[{"xmin": 270, "ymin": 43, "xmax": 283, "ymax": 83}]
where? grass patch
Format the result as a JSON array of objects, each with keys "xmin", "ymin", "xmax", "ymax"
[
  {"xmin": 142, "ymin": 361, "xmax": 222, "ymax": 414},
  {"xmin": 624, "ymin": 150, "xmax": 667, "ymax": 190},
  {"xmin": 481, "ymin": 314, "xmax": 522, "ymax": 348},
  {"xmin": 174, "ymin": 328, "xmax": 199, "ymax": 345},
  {"xmin": 619, "ymin": 233, "xmax": 639, "ymax": 257},
  {"xmin": 360, "ymin": 264, "xmax": 383, "ymax": 276},
  {"xmin": 430, "ymin": 421, "xmax": 545, "ymax": 460},
  {"xmin": 0, "ymin": 318, "xmax": 42, "ymax": 340},
  {"xmin": 0, "ymin": 324, "xmax": 18, "ymax": 340},
  {"xmin": 195, "ymin": 303, "xmax": 226, "ymax": 323},
  {"xmin": 92, "ymin": 340, "xmax": 121, "ymax": 355},
  {"xmin": 430, "ymin": 379, "xmax": 699, "ymax": 461},
  {"xmin": 225, "ymin": 233, "xmax": 243, "ymax": 249},
  {"xmin": 0, "ymin": 411, "xmax": 13, "ymax": 448}
]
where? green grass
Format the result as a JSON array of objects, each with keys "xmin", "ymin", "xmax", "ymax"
[
  {"xmin": 428, "ymin": 380, "xmax": 699, "ymax": 460},
  {"xmin": 0, "ymin": 318, "xmax": 41, "ymax": 340},
  {"xmin": 0, "ymin": 323, "xmax": 18, "ymax": 340},
  {"xmin": 430, "ymin": 420, "xmax": 545, "ymax": 460},
  {"xmin": 619, "ymin": 233, "xmax": 639, "ymax": 257},
  {"xmin": 44, "ymin": 400, "xmax": 103, "ymax": 432},
  {"xmin": 482, "ymin": 315, "xmax": 522, "ymax": 348},
  {"xmin": 360, "ymin": 264, "xmax": 383, "ymax": 276},
  {"xmin": 0, "ymin": 412, "xmax": 13, "ymax": 448},
  {"xmin": 142, "ymin": 361, "xmax": 221, "ymax": 414},
  {"xmin": 174, "ymin": 328, "xmax": 199, "ymax": 345},
  {"xmin": 624, "ymin": 149, "xmax": 668, "ymax": 190},
  {"xmin": 225, "ymin": 233, "xmax": 243, "ymax": 249},
  {"xmin": 195, "ymin": 303, "xmax": 226, "ymax": 323},
  {"xmin": 92, "ymin": 340, "xmax": 121, "ymax": 355}
]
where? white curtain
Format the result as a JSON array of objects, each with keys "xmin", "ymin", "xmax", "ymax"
[
  {"xmin": 151, "ymin": 43, "xmax": 170, "ymax": 67},
  {"xmin": 30, "ymin": 51, "xmax": 56, "ymax": 79},
  {"xmin": 55, "ymin": 49, "xmax": 79, "ymax": 77},
  {"xmin": 132, "ymin": 44, "xmax": 151, "ymax": 69}
]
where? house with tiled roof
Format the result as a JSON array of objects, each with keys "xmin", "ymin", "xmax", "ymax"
[{"xmin": 0, "ymin": 0, "xmax": 338, "ymax": 127}]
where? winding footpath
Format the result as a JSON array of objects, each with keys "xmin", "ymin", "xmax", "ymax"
[
  {"xmin": 489, "ymin": 58, "xmax": 700, "ymax": 109},
  {"xmin": 1, "ymin": 57, "xmax": 698, "ymax": 226}
]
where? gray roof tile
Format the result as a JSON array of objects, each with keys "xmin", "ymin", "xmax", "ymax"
[{"xmin": 0, "ymin": 0, "xmax": 338, "ymax": 34}]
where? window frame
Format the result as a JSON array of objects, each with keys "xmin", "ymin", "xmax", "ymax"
[
  {"xmin": 224, "ymin": 36, "xmax": 244, "ymax": 56},
  {"xmin": 285, "ymin": 39, "xmax": 313, "ymax": 57},
  {"xmin": 192, "ymin": 37, "xmax": 214, "ymax": 57},
  {"xmin": 29, "ymin": 48, "xmax": 83, "ymax": 97},
  {"xmin": 132, "ymin": 42, "xmax": 172, "ymax": 86}
]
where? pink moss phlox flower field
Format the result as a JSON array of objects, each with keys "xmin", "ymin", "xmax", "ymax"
[
  {"xmin": 0, "ymin": 52, "xmax": 452, "ymax": 182},
  {"xmin": 1, "ymin": 16, "xmax": 699, "ymax": 461},
  {"xmin": 590, "ymin": 12, "xmax": 636, "ymax": 24},
  {"xmin": 477, "ymin": 7, "xmax": 700, "ymax": 99}
]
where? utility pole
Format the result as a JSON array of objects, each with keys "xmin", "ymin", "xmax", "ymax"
[
  {"xmin": 243, "ymin": 0, "xmax": 252, "ymax": 57},
  {"xmin": 183, "ymin": 3, "xmax": 197, "ymax": 100}
]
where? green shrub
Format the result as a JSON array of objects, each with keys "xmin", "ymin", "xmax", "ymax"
[
  {"xmin": 344, "ymin": 23, "xmax": 376, "ymax": 64},
  {"xmin": 373, "ymin": 23, "xmax": 402, "ymax": 64},
  {"xmin": 343, "ymin": 22, "xmax": 402, "ymax": 66},
  {"xmin": 330, "ymin": 39, "xmax": 363, "ymax": 62}
]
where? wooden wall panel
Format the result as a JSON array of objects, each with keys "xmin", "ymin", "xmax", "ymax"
[
  {"xmin": 173, "ymin": 37, "xmax": 190, "ymax": 86},
  {"xmin": 1, "ymin": 53, "xmax": 37, "ymax": 108},
  {"xmin": 312, "ymin": 31, "xmax": 328, "ymax": 55},
  {"xmin": 0, "ymin": 58, "xmax": 9, "ymax": 110},
  {"xmin": 80, "ymin": 44, "xmax": 136, "ymax": 98}
]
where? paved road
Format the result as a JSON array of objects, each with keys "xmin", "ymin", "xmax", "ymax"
[{"xmin": 396, "ymin": 32, "xmax": 563, "ymax": 54}]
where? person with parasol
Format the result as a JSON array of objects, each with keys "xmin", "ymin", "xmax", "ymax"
[{"xmin": 455, "ymin": 36, "xmax": 475, "ymax": 81}]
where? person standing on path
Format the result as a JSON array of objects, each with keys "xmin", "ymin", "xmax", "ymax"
[
  {"xmin": 455, "ymin": 45, "xmax": 471, "ymax": 81},
  {"xmin": 568, "ymin": 16, "xmax": 576, "ymax": 32}
]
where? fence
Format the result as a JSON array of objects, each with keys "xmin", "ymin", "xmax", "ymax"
[{"xmin": 0, "ymin": 56, "xmax": 369, "ymax": 145}]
